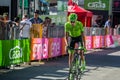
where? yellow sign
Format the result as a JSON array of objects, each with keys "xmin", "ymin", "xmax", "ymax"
[{"xmin": 30, "ymin": 24, "xmax": 43, "ymax": 38}]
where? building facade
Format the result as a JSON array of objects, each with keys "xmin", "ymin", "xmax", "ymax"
[
  {"xmin": 112, "ymin": 0, "xmax": 120, "ymax": 26},
  {"xmin": 84, "ymin": 0, "xmax": 110, "ymax": 27},
  {"xmin": 84, "ymin": 0, "xmax": 120, "ymax": 28}
]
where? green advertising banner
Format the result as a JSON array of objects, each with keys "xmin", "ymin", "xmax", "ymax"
[
  {"xmin": 84, "ymin": 0, "xmax": 109, "ymax": 11},
  {"xmin": 0, "ymin": 39, "xmax": 30, "ymax": 67},
  {"xmin": 0, "ymin": 41, "xmax": 2, "ymax": 66},
  {"xmin": 20, "ymin": 39, "xmax": 30, "ymax": 62}
]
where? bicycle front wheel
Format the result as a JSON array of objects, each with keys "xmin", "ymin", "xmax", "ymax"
[
  {"xmin": 68, "ymin": 58, "xmax": 76, "ymax": 80},
  {"xmin": 75, "ymin": 54, "xmax": 82, "ymax": 80}
]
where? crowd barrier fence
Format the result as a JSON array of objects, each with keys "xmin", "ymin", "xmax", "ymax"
[{"xmin": 0, "ymin": 24, "xmax": 120, "ymax": 67}]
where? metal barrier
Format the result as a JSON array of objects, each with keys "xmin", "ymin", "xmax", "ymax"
[
  {"xmin": 100, "ymin": 28, "xmax": 106, "ymax": 36},
  {"xmin": 3, "ymin": 22, "xmax": 120, "ymax": 40},
  {"xmin": 19, "ymin": 22, "xmax": 31, "ymax": 39},
  {"xmin": 0, "ymin": 21, "xmax": 5, "ymax": 40},
  {"xmin": 84, "ymin": 27, "xmax": 119, "ymax": 36},
  {"xmin": 5, "ymin": 21, "xmax": 32, "ymax": 40},
  {"xmin": 84, "ymin": 27, "xmax": 91, "ymax": 36},
  {"xmin": 5, "ymin": 21, "xmax": 20, "ymax": 40},
  {"xmin": 117, "ymin": 26, "xmax": 120, "ymax": 35},
  {"xmin": 90, "ymin": 27, "xmax": 102, "ymax": 36},
  {"xmin": 1, "ymin": 25, "xmax": 120, "ymax": 67},
  {"xmin": 48, "ymin": 27, "xmax": 57, "ymax": 38},
  {"xmin": 48, "ymin": 25, "xmax": 64, "ymax": 38}
]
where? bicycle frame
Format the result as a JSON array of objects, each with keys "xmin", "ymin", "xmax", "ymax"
[{"xmin": 68, "ymin": 42, "xmax": 84, "ymax": 80}]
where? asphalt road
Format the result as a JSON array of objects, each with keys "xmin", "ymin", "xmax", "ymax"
[{"xmin": 0, "ymin": 47, "xmax": 120, "ymax": 80}]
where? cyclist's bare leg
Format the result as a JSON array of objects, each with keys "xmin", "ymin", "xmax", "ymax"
[
  {"xmin": 69, "ymin": 53, "xmax": 74, "ymax": 67},
  {"xmin": 79, "ymin": 50, "xmax": 86, "ymax": 70},
  {"xmin": 80, "ymin": 50, "xmax": 85, "ymax": 61}
]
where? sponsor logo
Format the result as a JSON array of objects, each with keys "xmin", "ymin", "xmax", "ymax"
[
  {"xmin": 87, "ymin": 0, "xmax": 106, "ymax": 9},
  {"xmin": 32, "ymin": 43, "xmax": 48, "ymax": 59},
  {"xmin": 86, "ymin": 38, "xmax": 92, "ymax": 49},
  {"xmin": 51, "ymin": 42, "xmax": 60, "ymax": 56},
  {"xmin": 9, "ymin": 46, "xmax": 22, "ymax": 60},
  {"xmin": 33, "ymin": 44, "xmax": 42, "ymax": 59},
  {"xmin": 42, "ymin": 43, "xmax": 48, "ymax": 58},
  {"xmin": 95, "ymin": 37, "xmax": 100, "ymax": 47}
]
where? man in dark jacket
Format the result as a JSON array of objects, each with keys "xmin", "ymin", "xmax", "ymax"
[{"xmin": 29, "ymin": 10, "xmax": 43, "ymax": 24}]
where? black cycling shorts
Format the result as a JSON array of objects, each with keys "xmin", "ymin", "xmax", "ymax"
[{"xmin": 69, "ymin": 36, "xmax": 83, "ymax": 50}]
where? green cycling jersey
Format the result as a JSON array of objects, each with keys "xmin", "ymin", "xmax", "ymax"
[{"xmin": 64, "ymin": 21, "xmax": 84, "ymax": 37}]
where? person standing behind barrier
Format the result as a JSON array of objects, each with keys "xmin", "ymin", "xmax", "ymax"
[
  {"xmin": 2, "ymin": 13, "xmax": 14, "ymax": 40},
  {"xmin": 93, "ymin": 15, "xmax": 103, "ymax": 28},
  {"xmin": 29, "ymin": 10, "xmax": 43, "ymax": 38},
  {"xmin": 13, "ymin": 17, "xmax": 20, "ymax": 39},
  {"xmin": 115, "ymin": 24, "xmax": 120, "ymax": 35},
  {"xmin": 42, "ymin": 17, "xmax": 53, "ymax": 38},
  {"xmin": 29, "ymin": 10, "xmax": 43, "ymax": 24},
  {"xmin": 3, "ymin": 13, "xmax": 9, "ymax": 23},
  {"xmin": 0, "ymin": 15, "xmax": 6, "ymax": 40},
  {"xmin": 20, "ymin": 14, "xmax": 32, "ymax": 39},
  {"xmin": 104, "ymin": 17, "xmax": 112, "ymax": 35},
  {"xmin": 118, "ymin": 24, "xmax": 120, "ymax": 35}
]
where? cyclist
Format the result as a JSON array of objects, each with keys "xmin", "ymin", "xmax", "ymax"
[{"xmin": 64, "ymin": 13, "xmax": 86, "ymax": 71}]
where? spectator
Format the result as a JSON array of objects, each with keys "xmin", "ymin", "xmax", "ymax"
[
  {"xmin": 93, "ymin": 15, "xmax": 103, "ymax": 27},
  {"xmin": 42, "ymin": 17, "xmax": 52, "ymax": 38},
  {"xmin": 118, "ymin": 24, "xmax": 120, "ymax": 35},
  {"xmin": 29, "ymin": 10, "xmax": 43, "ymax": 38},
  {"xmin": 29, "ymin": 10, "xmax": 43, "ymax": 24},
  {"xmin": 3, "ymin": 13, "xmax": 9, "ymax": 23},
  {"xmin": 20, "ymin": 14, "xmax": 32, "ymax": 39},
  {"xmin": 0, "ymin": 15, "xmax": 6, "ymax": 40},
  {"xmin": 114, "ymin": 24, "xmax": 120, "ymax": 35},
  {"xmin": 13, "ymin": 17, "xmax": 20, "ymax": 39},
  {"xmin": 5, "ymin": 20, "xmax": 13, "ymax": 40},
  {"xmin": 43, "ymin": 17, "xmax": 50, "ymax": 27},
  {"xmin": 0, "ymin": 15, "xmax": 4, "ymax": 21},
  {"xmin": 50, "ymin": 23, "xmax": 56, "ymax": 27},
  {"xmin": 104, "ymin": 17, "xmax": 112, "ymax": 35}
]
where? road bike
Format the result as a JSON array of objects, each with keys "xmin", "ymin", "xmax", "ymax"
[{"xmin": 67, "ymin": 42, "xmax": 85, "ymax": 80}]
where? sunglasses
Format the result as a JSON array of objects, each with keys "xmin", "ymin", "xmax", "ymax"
[{"xmin": 71, "ymin": 21, "xmax": 75, "ymax": 23}]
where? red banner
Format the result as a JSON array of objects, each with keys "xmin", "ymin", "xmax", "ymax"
[
  {"xmin": 31, "ymin": 38, "xmax": 49, "ymax": 60},
  {"xmin": 42, "ymin": 38, "xmax": 48, "ymax": 59},
  {"xmin": 31, "ymin": 38, "xmax": 42, "ymax": 60},
  {"xmin": 105, "ymin": 35, "xmax": 114, "ymax": 47},
  {"xmin": 48, "ymin": 38, "xmax": 62, "ymax": 57},
  {"xmin": 100, "ymin": 36, "xmax": 105, "ymax": 48},
  {"xmin": 85, "ymin": 36, "xmax": 92, "ymax": 50},
  {"xmin": 92, "ymin": 36, "xmax": 101, "ymax": 48}
]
